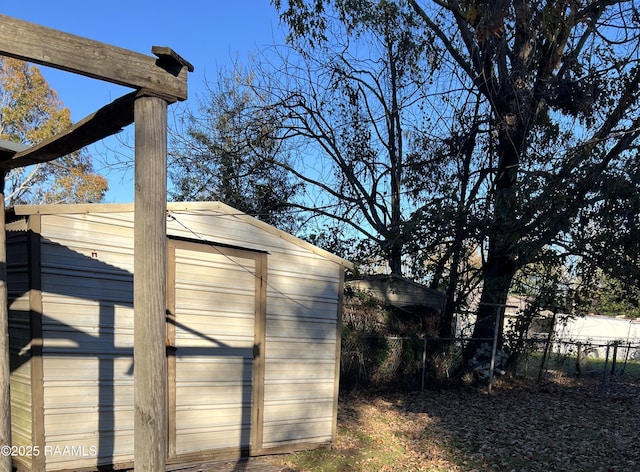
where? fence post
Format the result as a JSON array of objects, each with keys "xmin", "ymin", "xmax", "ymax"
[
  {"xmin": 610, "ymin": 341, "xmax": 618, "ymax": 375},
  {"xmin": 621, "ymin": 342, "xmax": 631, "ymax": 375},
  {"xmin": 537, "ymin": 309, "xmax": 558, "ymax": 383},
  {"xmin": 421, "ymin": 337, "xmax": 427, "ymax": 391},
  {"xmin": 488, "ymin": 306, "xmax": 503, "ymax": 393},
  {"xmin": 600, "ymin": 343, "xmax": 610, "ymax": 396}
]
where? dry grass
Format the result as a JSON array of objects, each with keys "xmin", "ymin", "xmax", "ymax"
[{"xmin": 273, "ymin": 377, "xmax": 640, "ymax": 471}]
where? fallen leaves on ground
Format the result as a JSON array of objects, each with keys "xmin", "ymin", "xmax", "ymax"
[{"xmin": 275, "ymin": 377, "xmax": 640, "ymax": 471}]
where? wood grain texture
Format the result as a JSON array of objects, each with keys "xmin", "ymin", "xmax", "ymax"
[
  {"xmin": 0, "ymin": 92, "xmax": 136, "ymax": 171},
  {"xmin": 0, "ymin": 179, "xmax": 11, "ymax": 472},
  {"xmin": 0, "ymin": 15, "xmax": 189, "ymax": 100},
  {"xmin": 133, "ymin": 96, "xmax": 168, "ymax": 471}
]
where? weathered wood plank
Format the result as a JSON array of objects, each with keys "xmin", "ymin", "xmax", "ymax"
[
  {"xmin": 133, "ymin": 95, "xmax": 168, "ymax": 471},
  {"xmin": 0, "ymin": 174, "xmax": 11, "ymax": 472},
  {"xmin": 166, "ymin": 457, "xmax": 286, "ymax": 472},
  {"xmin": 0, "ymin": 15, "xmax": 190, "ymax": 100},
  {"xmin": 0, "ymin": 91, "xmax": 137, "ymax": 171}
]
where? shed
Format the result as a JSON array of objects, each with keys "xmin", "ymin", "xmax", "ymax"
[
  {"xmin": 7, "ymin": 202, "xmax": 351, "ymax": 471},
  {"xmin": 347, "ymin": 275, "xmax": 445, "ymax": 313},
  {"xmin": 346, "ymin": 275, "xmax": 446, "ymax": 337}
]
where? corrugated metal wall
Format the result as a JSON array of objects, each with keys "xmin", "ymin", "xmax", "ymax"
[
  {"xmin": 38, "ymin": 213, "xmax": 135, "ymax": 470},
  {"xmin": 7, "ymin": 227, "xmax": 33, "ymax": 470},
  {"xmin": 172, "ymin": 244, "xmax": 257, "ymax": 455}
]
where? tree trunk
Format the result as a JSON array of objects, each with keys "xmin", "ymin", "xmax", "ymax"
[
  {"xmin": 389, "ymin": 239, "xmax": 403, "ymax": 276},
  {"xmin": 471, "ymin": 256, "xmax": 517, "ymax": 344},
  {"xmin": 466, "ymin": 99, "xmax": 523, "ymax": 367}
]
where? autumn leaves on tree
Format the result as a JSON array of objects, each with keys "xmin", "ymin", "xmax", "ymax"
[{"xmin": 0, "ymin": 57, "xmax": 108, "ymax": 205}]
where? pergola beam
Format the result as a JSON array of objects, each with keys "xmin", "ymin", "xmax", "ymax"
[
  {"xmin": 0, "ymin": 14, "xmax": 192, "ymax": 101},
  {"xmin": 0, "ymin": 91, "xmax": 137, "ymax": 170}
]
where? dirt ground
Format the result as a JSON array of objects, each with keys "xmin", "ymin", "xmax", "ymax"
[{"xmin": 272, "ymin": 376, "xmax": 640, "ymax": 471}]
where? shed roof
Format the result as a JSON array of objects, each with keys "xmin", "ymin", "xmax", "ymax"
[
  {"xmin": 9, "ymin": 201, "xmax": 353, "ymax": 268},
  {"xmin": 0, "ymin": 139, "xmax": 28, "ymax": 156},
  {"xmin": 348, "ymin": 274, "xmax": 446, "ymax": 312}
]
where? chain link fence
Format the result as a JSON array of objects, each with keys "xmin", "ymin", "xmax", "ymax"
[
  {"xmin": 340, "ymin": 333, "xmax": 640, "ymax": 392},
  {"xmin": 341, "ymin": 336, "xmax": 424, "ymax": 391},
  {"xmin": 518, "ymin": 339, "xmax": 640, "ymax": 380}
]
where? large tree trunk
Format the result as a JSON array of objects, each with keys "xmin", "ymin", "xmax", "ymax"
[
  {"xmin": 466, "ymin": 93, "xmax": 523, "ymax": 368},
  {"xmin": 389, "ymin": 239, "xmax": 403, "ymax": 276},
  {"xmin": 471, "ymin": 255, "xmax": 517, "ymax": 345},
  {"xmin": 462, "ymin": 250, "xmax": 518, "ymax": 380}
]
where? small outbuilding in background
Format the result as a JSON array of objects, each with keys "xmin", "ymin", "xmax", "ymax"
[
  {"xmin": 7, "ymin": 201, "xmax": 351, "ymax": 471},
  {"xmin": 347, "ymin": 274, "xmax": 446, "ymax": 336}
]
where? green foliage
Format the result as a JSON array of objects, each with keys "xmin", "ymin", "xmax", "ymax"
[
  {"xmin": 570, "ymin": 156, "xmax": 640, "ymax": 316},
  {"xmin": 586, "ymin": 275, "xmax": 640, "ymax": 319}
]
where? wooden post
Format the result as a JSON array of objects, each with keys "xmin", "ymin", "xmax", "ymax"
[
  {"xmin": 421, "ymin": 337, "xmax": 427, "ymax": 391},
  {"xmin": 600, "ymin": 343, "xmax": 610, "ymax": 396},
  {"xmin": 0, "ymin": 171, "xmax": 11, "ymax": 472},
  {"xmin": 575, "ymin": 342, "xmax": 582, "ymax": 376},
  {"xmin": 134, "ymin": 95, "xmax": 168, "ymax": 471}
]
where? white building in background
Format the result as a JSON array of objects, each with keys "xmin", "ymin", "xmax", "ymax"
[
  {"xmin": 555, "ymin": 314, "xmax": 640, "ymax": 344},
  {"xmin": 456, "ymin": 294, "xmax": 640, "ymax": 348}
]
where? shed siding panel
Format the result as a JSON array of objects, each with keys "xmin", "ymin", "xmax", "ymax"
[
  {"xmin": 263, "ymin": 418, "xmax": 334, "ymax": 445},
  {"xmin": 167, "ymin": 212, "xmax": 306, "ymax": 256},
  {"xmin": 174, "ymin": 248, "xmax": 256, "ymax": 454},
  {"xmin": 262, "ymin": 261, "xmax": 339, "ymax": 448},
  {"xmin": 40, "ymin": 213, "xmax": 135, "ymax": 259},
  {"xmin": 7, "ymin": 229, "xmax": 32, "ymax": 452},
  {"xmin": 37, "ymin": 216, "xmax": 135, "ymax": 470}
]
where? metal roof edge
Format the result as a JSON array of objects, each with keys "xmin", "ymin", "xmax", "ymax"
[
  {"xmin": 10, "ymin": 201, "xmax": 354, "ymax": 269},
  {"xmin": 167, "ymin": 201, "xmax": 354, "ymax": 269},
  {"xmin": 11, "ymin": 202, "xmax": 135, "ymax": 215}
]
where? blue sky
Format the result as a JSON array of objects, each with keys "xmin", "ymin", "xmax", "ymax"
[{"xmin": 2, "ymin": 1, "xmax": 286, "ymax": 202}]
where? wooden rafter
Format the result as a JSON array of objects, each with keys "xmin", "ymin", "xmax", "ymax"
[
  {"xmin": 0, "ymin": 15, "xmax": 192, "ymax": 101},
  {"xmin": 0, "ymin": 91, "xmax": 137, "ymax": 170}
]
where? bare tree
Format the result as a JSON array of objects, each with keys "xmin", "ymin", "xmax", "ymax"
[
  {"xmin": 270, "ymin": 0, "xmax": 640, "ymax": 357},
  {"xmin": 247, "ymin": 1, "xmax": 445, "ymax": 275}
]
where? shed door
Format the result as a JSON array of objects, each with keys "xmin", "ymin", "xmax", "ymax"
[{"xmin": 167, "ymin": 239, "xmax": 266, "ymax": 458}]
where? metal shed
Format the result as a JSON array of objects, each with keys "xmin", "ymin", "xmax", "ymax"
[{"xmin": 7, "ymin": 201, "xmax": 350, "ymax": 471}]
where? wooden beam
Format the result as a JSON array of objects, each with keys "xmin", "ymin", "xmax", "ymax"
[
  {"xmin": 152, "ymin": 46, "xmax": 194, "ymax": 75},
  {"xmin": 0, "ymin": 173, "xmax": 11, "ymax": 472},
  {"xmin": 0, "ymin": 92, "xmax": 137, "ymax": 171},
  {"xmin": 0, "ymin": 15, "xmax": 190, "ymax": 101},
  {"xmin": 133, "ymin": 95, "xmax": 168, "ymax": 471}
]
